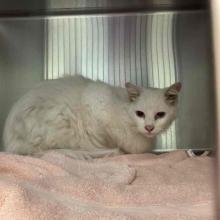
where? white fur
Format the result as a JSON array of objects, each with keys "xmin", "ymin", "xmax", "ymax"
[{"xmin": 3, "ymin": 75, "xmax": 179, "ymax": 158}]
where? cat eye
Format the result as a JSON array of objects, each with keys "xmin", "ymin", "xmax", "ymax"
[
  {"xmin": 155, "ymin": 112, "xmax": 166, "ymax": 120},
  {"xmin": 136, "ymin": 111, "xmax": 145, "ymax": 118}
]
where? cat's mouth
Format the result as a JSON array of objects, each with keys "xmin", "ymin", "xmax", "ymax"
[{"xmin": 144, "ymin": 132, "xmax": 156, "ymax": 138}]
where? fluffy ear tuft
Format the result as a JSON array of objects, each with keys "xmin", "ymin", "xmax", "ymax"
[
  {"xmin": 165, "ymin": 82, "xmax": 182, "ymax": 105},
  {"xmin": 125, "ymin": 82, "xmax": 141, "ymax": 102}
]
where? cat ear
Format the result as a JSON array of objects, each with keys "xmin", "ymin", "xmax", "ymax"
[
  {"xmin": 125, "ymin": 82, "xmax": 141, "ymax": 102},
  {"xmin": 164, "ymin": 82, "xmax": 182, "ymax": 105}
]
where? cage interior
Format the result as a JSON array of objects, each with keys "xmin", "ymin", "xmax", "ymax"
[{"xmin": 0, "ymin": 0, "xmax": 215, "ymax": 152}]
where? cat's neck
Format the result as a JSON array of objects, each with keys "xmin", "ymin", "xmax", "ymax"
[{"xmin": 112, "ymin": 86, "xmax": 129, "ymax": 103}]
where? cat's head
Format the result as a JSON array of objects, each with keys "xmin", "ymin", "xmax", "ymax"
[{"xmin": 125, "ymin": 82, "xmax": 181, "ymax": 138}]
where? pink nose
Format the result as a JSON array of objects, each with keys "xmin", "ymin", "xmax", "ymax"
[{"xmin": 145, "ymin": 125, "xmax": 154, "ymax": 132}]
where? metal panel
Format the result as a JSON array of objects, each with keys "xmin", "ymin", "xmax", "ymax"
[
  {"xmin": 0, "ymin": 0, "xmax": 208, "ymax": 17},
  {"xmin": 176, "ymin": 12, "xmax": 215, "ymax": 149},
  {"xmin": 0, "ymin": 19, "xmax": 45, "ymax": 148}
]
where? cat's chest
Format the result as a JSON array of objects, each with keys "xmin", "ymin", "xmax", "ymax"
[{"xmin": 114, "ymin": 127, "xmax": 153, "ymax": 153}]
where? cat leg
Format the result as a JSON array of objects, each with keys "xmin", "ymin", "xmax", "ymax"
[
  {"xmin": 36, "ymin": 148, "xmax": 124, "ymax": 160},
  {"xmin": 54, "ymin": 149, "xmax": 94, "ymax": 160},
  {"xmin": 31, "ymin": 149, "xmax": 93, "ymax": 160},
  {"xmin": 57, "ymin": 148, "xmax": 124, "ymax": 160},
  {"xmin": 88, "ymin": 148, "xmax": 124, "ymax": 158}
]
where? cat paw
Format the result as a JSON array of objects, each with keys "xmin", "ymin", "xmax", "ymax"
[
  {"xmin": 48, "ymin": 149, "xmax": 93, "ymax": 161},
  {"xmin": 102, "ymin": 149, "xmax": 124, "ymax": 158}
]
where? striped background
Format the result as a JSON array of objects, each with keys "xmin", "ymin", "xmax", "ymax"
[{"xmin": 44, "ymin": 13, "xmax": 178, "ymax": 151}]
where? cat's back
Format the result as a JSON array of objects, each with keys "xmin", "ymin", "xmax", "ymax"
[
  {"xmin": 16, "ymin": 75, "xmax": 90, "ymax": 105},
  {"xmin": 33, "ymin": 74, "xmax": 91, "ymax": 97},
  {"xmin": 3, "ymin": 75, "xmax": 93, "ymax": 151},
  {"xmin": 3, "ymin": 75, "xmax": 119, "ymax": 152},
  {"xmin": 5, "ymin": 75, "xmax": 93, "ymax": 121}
]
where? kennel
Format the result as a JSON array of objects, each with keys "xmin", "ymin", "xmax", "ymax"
[
  {"xmin": 0, "ymin": 0, "xmax": 215, "ymax": 152},
  {"xmin": 0, "ymin": 0, "xmax": 218, "ymax": 219}
]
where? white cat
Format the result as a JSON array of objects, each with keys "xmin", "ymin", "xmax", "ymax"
[{"xmin": 3, "ymin": 75, "xmax": 181, "ymax": 159}]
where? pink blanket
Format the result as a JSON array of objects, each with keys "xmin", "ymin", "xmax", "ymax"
[{"xmin": 0, "ymin": 151, "xmax": 216, "ymax": 220}]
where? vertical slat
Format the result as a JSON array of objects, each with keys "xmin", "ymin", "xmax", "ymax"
[
  {"xmin": 76, "ymin": 18, "xmax": 82, "ymax": 75},
  {"xmin": 140, "ymin": 16, "xmax": 146, "ymax": 87},
  {"xmin": 147, "ymin": 16, "xmax": 154, "ymax": 86},
  {"xmin": 86, "ymin": 18, "xmax": 93, "ymax": 79},
  {"xmin": 69, "ymin": 18, "xmax": 76, "ymax": 75},
  {"xmin": 114, "ymin": 18, "xmax": 120, "ymax": 86},
  {"xmin": 103, "ymin": 16, "xmax": 109, "ymax": 83},
  {"xmin": 108, "ymin": 17, "xmax": 114, "ymax": 85},
  {"xmin": 58, "ymin": 19, "xmax": 64, "ymax": 76},
  {"xmin": 130, "ymin": 17, "xmax": 136, "ymax": 84},
  {"xmin": 142, "ymin": 15, "xmax": 148, "ymax": 87},
  {"xmin": 151, "ymin": 15, "xmax": 159, "ymax": 87},
  {"xmin": 97, "ymin": 17, "xmax": 104, "ymax": 81},
  {"xmin": 119, "ymin": 16, "xmax": 125, "ymax": 86},
  {"xmin": 136, "ymin": 16, "xmax": 142, "ymax": 87},
  {"xmin": 44, "ymin": 19, "xmax": 48, "ymax": 80},
  {"xmin": 47, "ymin": 19, "xmax": 53, "ymax": 79},
  {"xmin": 74, "ymin": 18, "xmax": 77, "ymax": 75},
  {"xmin": 92, "ymin": 17, "xmax": 98, "ymax": 80},
  {"xmin": 81, "ymin": 17, "xmax": 87, "ymax": 77},
  {"xmin": 124, "ymin": 16, "xmax": 131, "ymax": 84},
  {"xmin": 163, "ymin": 14, "xmax": 171, "ymax": 88},
  {"xmin": 52, "ymin": 19, "xmax": 58, "ymax": 79},
  {"xmin": 63, "ymin": 19, "xmax": 70, "ymax": 76},
  {"xmin": 157, "ymin": 15, "xmax": 165, "ymax": 89}
]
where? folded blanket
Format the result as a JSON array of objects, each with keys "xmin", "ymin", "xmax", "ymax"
[{"xmin": 0, "ymin": 151, "xmax": 216, "ymax": 220}]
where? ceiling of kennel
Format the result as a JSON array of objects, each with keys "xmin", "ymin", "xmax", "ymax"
[{"xmin": 0, "ymin": 0, "xmax": 208, "ymax": 16}]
